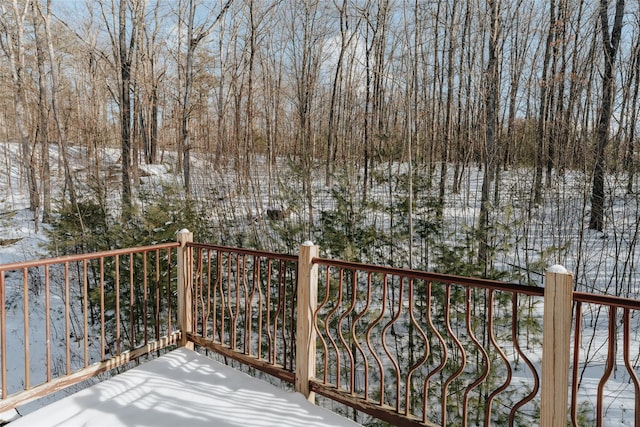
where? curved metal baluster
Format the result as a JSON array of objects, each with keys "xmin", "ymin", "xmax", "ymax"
[
  {"xmin": 204, "ymin": 249, "xmax": 212, "ymax": 340},
  {"xmin": 195, "ymin": 248, "xmax": 204, "ymax": 336},
  {"xmin": 265, "ymin": 259, "xmax": 273, "ymax": 363},
  {"xmin": 462, "ymin": 287, "xmax": 490, "ymax": 427},
  {"xmin": 570, "ymin": 301, "xmax": 582, "ymax": 427},
  {"xmin": 423, "ymin": 281, "xmax": 448, "ymax": 423},
  {"xmin": 351, "ymin": 271, "xmax": 373, "ymax": 398},
  {"xmin": 289, "ymin": 261, "xmax": 297, "ymax": 371},
  {"xmin": 325, "ymin": 268, "xmax": 344, "ymax": 388},
  {"xmin": 228, "ymin": 253, "xmax": 238, "ymax": 349},
  {"xmin": 365, "ymin": 274, "xmax": 388, "ymax": 406},
  {"xmin": 314, "ymin": 266, "xmax": 332, "ymax": 383},
  {"xmin": 404, "ymin": 278, "xmax": 429, "ymax": 418},
  {"xmin": 622, "ymin": 308, "xmax": 640, "ymax": 427},
  {"xmin": 596, "ymin": 306, "xmax": 616, "ymax": 427},
  {"xmin": 485, "ymin": 289, "xmax": 512, "ymax": 423},
  {"xmin": 212, "ymin": 251, "xmax": 222, "ymax": 343},
  {"xmin": 508, "ymin": 293, "xmax": 540, "ymax": 425},
  {"xmin": 221, "ymin": 252, "xmax": 231, "ymax": 347},
  {"xmin": 442, "ymin": 284, "xmax": 467, "ymax": 425},
  {"xmin": 255, "ymin": 256, "xmax": 263, "ymax": 359},
  {"xmin": 337, "ymin": 270, "xmax": 357, "ymax": 394},
  {"xmin": 381, "ymin": 275, "xmax": 404, "ymax": 413},
  {"xmin": 243, "ymin": 255, "xmax": 254, "ymax": 355},
  {"xmin": 276, "ymin": 260, "xmax": 286, "ymax": 367},
  {"xmin": 237, "ymin": 255, "xmax": 247, "ymax": 352},
  {"xmin": 313, "ymin": 266, "xmax": 331, "ymax": 384}
]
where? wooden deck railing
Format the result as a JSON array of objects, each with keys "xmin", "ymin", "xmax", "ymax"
[
  {"xmin": 1, "ymin": 229, "xmax": 639, "ymax": 426},
  {"xmin": 0, "ymin": 242, "xmax": 180, "ymax": 412}
]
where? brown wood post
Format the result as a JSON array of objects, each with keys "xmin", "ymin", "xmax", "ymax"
[
  {"xmin": 540, "ymin": 265, "xmax": 574, "ymax": 426},
  {"xmin": 295, "ymin": 241, "xmax": 319, "ymax": 402},
  {"xmin": 177, "ymin": 229, "xmax": 194, "ymax": 349}
]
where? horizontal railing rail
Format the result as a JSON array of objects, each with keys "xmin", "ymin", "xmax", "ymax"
[{"xmin": 0, "ymin": 242, "xmax": 180, "ymax": 412}]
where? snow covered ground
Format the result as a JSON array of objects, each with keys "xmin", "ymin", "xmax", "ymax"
[{"xmin": 9, "ymin": 348, "xmax": 361, "ymax": 427}]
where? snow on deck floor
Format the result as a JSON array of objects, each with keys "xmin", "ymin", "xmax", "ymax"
[{"xmin": 10, "ymin": 348, "xmax": 361, "ymax": 427}]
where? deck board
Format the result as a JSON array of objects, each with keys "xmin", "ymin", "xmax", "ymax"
[{"xmin": 10, "ymin": 348, "xmax": 360, "ymax": 427}]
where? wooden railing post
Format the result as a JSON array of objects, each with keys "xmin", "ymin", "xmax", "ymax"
[
  {"xmin": 177, "ymin": 229, "xmax": 194, "ymax": 349},
  {"xmin": 541, "ymin": 265, "xmax": 574, "ymax": 426},
  {"xmin": 295, "ymin": 241, "xmax": 319, "ymax": 402}
]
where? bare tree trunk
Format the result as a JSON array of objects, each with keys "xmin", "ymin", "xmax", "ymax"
[
  {"xmin": 551, "ymin": 1, "xmax": 569, "ymax": 178},
  {"xmin": 180, "ymin": 0, "xmax": 232, "ymax": 196},
  {"xmin": 564, "ymin": 0, "xmax": 586, "ymax": 174},
  {"xmin": 140, "ymin": 3, "xmax": 163, "ymax": 165},
  {"xmin": 0, "ymin": 0, "xmax": 38, "ymax": 214},
  {"xmin": 117, "ymin": 0, "xmax": 134, "ymax": 212},
  {"xmin": 453, "ymin": 2, "xmax": 472, "ymax": 194},
  {"xmin": 181, "ymin": 0, "xmax": 194, "ymax": 196},
  {"xmin": 132, "ymin": 81, "xmax": 141, "ymax": 186},
  {"xmin": 478, "ymin": 0, "xmax": 500, "ymax": 272},
  {"xmin": 427, "ymin": 0, "xmax": 442, "ymax": 181},
  {"xmin": 245, "ymin": 0, "xmax": 256, "ymax": 186},
  {"xmin": 406, "ymin": 0, "xmax": 420, "ymax": 269},
  {"xmin": 589, "ymin": 0, "xmax": 625, "ymax": 232},
  {"xmin": 290, "ymin": 0, "xmax": 325, "ymax": 231},
  {"xmin": 215, "ymin": 19, "xmax": 226, "ymax": 166},
  {"xmin": 32, "ymin": 0, "xmax": 50, "ymax": 223},
  {"xmin": 533, "ymin": 0, "xmax": 556, "ymax": 205},
  {"xmin": 504, "ymin": 2, "xmax": 535, "ymax": 171},
  {"xmin": 326, "ymin": 0, "xmax": 348, "ymax": 187},
  {"xmin": 438, "ymin": 0, "xmax": 458, "ymax": 217},
  {"xmin": 625, "ymin": 30, "xmax": 640, "ymax": 194},
  {"xmin": 372, "ymin": 0, "xmax": 389, "ymax": 172},
  {"xmin": 359, "ymin": 0, "xmax": 389, "ymax": 195},
  {"xmin": 150, "ymin": 81, "xmax": 159, "ymax": 164},
  {"xmin": 37, "ymin": 0, "xmax": 78, "ymax": 210},
  {"xmin": 261, "ymin": 35, "xmax": 283, "ymax": 205}
]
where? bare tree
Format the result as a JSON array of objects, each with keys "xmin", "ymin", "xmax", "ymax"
[
  {"xmin": 437, "ymin": 0, "xmax": 460, "ymax": 216},
  {"xmin": 478, "ymin": 0, "xmax": 501, "ymax": 271},
  {"xmin": 258, "ymin": 13, "xmax": 285, "ymax": 205},
  {"xmin": 98, "ymin": 0, "xmax": 139, "ymax": 212},
  {"xmin": 502, "ymin": 1, "xmax": 535, "ymax": 171},
  {"xmin": 562, "ymin": 0, "xmax": 587, "ymax": 176},
  {"xmin": 119, "ymin": 0, "xmax": 135, "ymax": 211},
  {"xmin": 36, "ymin": 0, "xmax": 79, "ymax": 212},
  {"xmin": 533, "ymin": 0, "xmax": 557, "ymax": 204},
  {"xmin": 625, "ymin": 19, "xmax": 640, "ymax": 194},
  {"xmin": 178, "ymin": 0, "xmax": 233, "ymax": 196},
  {"xmin": 0, "ymin": 0, "xmax": 38, "ymax": 215},
  {"xmin": 31, "ymin": 0, "xmax": 50, "ymax": 224},
  {"xmin": 325, "ymin": 0, "xmax": 349, "ymax": 187},
  {"xmin": 625, "ymin": 30, "xmax": 640, "ymax": 194},
  {"xmin": 589, "ymin": 0, "xmax": 625, "ymax": 232},
  {"xmin": 452, "ymin": 1, "xmax": 473, "ymax": 194},
  {"xmin": 362, "ymin": 0, "xmax": 390, "ymax": 198},
  {"xmin": 287, "ymin": 0, "xmax": 326, "ymax": 230}
]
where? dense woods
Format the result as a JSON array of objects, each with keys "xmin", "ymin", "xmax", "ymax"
[{"xmin": 2, "ymin": 0, "xmax": 640, "ymax": 290}]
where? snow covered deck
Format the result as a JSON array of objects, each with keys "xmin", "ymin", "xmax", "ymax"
[{"xmin": 9, "ymin": 348, "xmax": 360, "ymax": 427}]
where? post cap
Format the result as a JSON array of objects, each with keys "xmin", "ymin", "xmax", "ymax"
[
  {"xmin": 302, "ymin": 240, "xmax": 314, "ymax": 246},
  {"xmin": 177, "ymin": 228, "xmax": 190, "ymax": 234},
  {"xmin": 547, "ymin": 264, "xmax": 568, "ymax": 274}
]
